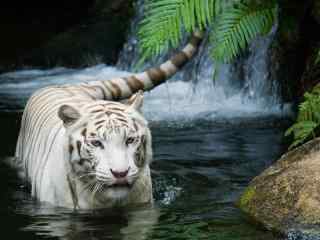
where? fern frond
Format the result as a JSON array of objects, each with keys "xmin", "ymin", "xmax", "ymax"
[
  {"xmin": 285, "ymin": 121, "xmax": 318, "ymax": 149},
  {"xmin": 297, "ymin": 88, "xmax": 320, "ymax": 122},
  {"xmin": 138, "ymin": 0, "xmax": 223, "ymax": 58},
  {"xmin": 286, "ymin": 84, "xmax": 320, "ymax": 149},
  {"xmin": 211, "ymin": 2, "xmax": 277, "ymax": 63}
]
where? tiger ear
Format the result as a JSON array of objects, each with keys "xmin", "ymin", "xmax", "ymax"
[
  {"xmin": 127, "ymin": 90, "xmax": 143, "ymax": 112},
  {"xmin": 58, "ymin": 104, "xmax": 81, "ymax": 127}
]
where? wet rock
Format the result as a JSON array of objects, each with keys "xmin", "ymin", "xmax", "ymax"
[{"xmin": 238, "ymin": 137, "xmax": 320, "ymax": 235}]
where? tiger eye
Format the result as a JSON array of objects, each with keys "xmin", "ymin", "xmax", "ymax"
[
  {"xmin": 125, "ymin": 137, "xmax": 135, "ymax": 146},
  {"xmin": 90, "ymin": 140, "xmax": 104, "ymax": 148}
]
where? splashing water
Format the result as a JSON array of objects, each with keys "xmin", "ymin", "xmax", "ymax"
[
  {"xmin": 117, "ymin": 0, "xmax": 292, "ymax": 122},
  {"xmin": 0, "ymin": 2, "xmax": 294, "ymax": 239},
  {"xmin": 0, "ymin": 0, "xmax": 291, "ymax": 122}
]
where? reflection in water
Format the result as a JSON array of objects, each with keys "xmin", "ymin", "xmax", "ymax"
[
  {"xmin": 21, "ymin": 204, "xmax": 159, "ymax": 240},
  {"xmin": 0, "ymin": 113, "xmax": 287, "ymax": 240},
  {"xmin": 0, "ymin": 1, "xmax": 292, "ymax": 236}
]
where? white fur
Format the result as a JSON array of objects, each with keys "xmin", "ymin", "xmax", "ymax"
[{"xmin": 15, "ymin": 88, "xmax": 153, "ymax": 209}]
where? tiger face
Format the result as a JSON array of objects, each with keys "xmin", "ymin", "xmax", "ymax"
[{"xmin": 58, "ymin": 92, "xmax": 152, "ymax": 201}]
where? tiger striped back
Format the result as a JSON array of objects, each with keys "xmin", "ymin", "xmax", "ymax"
[
  {"xmin": 55, "ymin": 30, "xmax": 204, "ymax": 101},
  {"xmin": 15, "ymin": 31, "xmax": 203, "ymax": 208}
]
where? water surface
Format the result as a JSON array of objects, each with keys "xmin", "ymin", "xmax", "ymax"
[{"xmin": 0, "ymin": 111, "xmax": 288, "ymax": 240}]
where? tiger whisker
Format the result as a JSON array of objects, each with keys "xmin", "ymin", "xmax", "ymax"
[
  {"xmin": 95, "ymin": 170, "xmax": 111, "ymax": 175},
  {"xmin": 78, "ymin": 172, "xmax": 96, "ymax": 179},
  {"xmin": 127, "ymin": 173, "xmax": 139, "ymax": 181},
  {"xmin": 96, "ymin": 175, "xmax": 112, "ymax": 182}
]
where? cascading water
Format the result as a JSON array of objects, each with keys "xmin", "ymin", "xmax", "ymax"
[
  {"xmin": 117, "ymin": 0, "xmax": 291, "ymax": 122},
  {"xmin": 0, "ymin": 2, "xmax": 296, "ymax": 239},
  {"xmin": 0, "ymin": 0, "xmax": 291, "ymax": 122}
]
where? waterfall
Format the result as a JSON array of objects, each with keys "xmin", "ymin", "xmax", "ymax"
[
  {"xmin": 117, "ymin": 0, "xmax": 291, "ymax": 121},
  {"xmin": 0, "ymin": 0, "xmax": 291, "ymax": 121}
]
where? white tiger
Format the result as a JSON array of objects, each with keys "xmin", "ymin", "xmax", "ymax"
[{"xmin": 15, "ymin": 31, "xmax": 203, "ymax": 209}]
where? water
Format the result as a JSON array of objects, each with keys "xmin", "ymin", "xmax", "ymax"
[
  {"xmin": 0, "ymin": 54, "xmax": 292, "ymax": 239},
  {"xmin": 117, "ymin": 0, "xmax": 289, "ymax": 120},
  {"xmin": 0, "ymin": 1, "xmax": 295, "ymax": 239},
  {"xmin": 0, "ymin": 65, "xmax": 131, "ymax": 111},
  {"xmin": 0, "ymin": 111, "xmax": 288, "ymax": 240},
  {"xmin": 0, "ymin": 53, "xmax": 292, "ymax": 240},
  {"xmin": 0, "ymin": 0, "xmax": 290, "ymax": 118}
]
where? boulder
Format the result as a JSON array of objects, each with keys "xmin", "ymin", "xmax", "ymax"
[{"xmin": 238, "ymin": 137, "xmax": 320, "ymax": 235}]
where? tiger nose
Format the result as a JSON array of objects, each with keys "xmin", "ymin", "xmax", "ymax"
[{"xmin": 110, "ymin": 168, "xmax": 129, "ymax": 178}]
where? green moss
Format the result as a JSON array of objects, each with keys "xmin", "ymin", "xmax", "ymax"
[{"xmin": 238, "ymin": 186, "xmax": 256, "ymax": 211}]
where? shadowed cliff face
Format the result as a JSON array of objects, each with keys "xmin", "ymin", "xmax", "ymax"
[
  {"xmin": 0, "ymin": 0, "xmax": 132, "ymax": 72},
  {"xmin": 275, "ymin": 0, "xmax": 320, "ymax": 101}
]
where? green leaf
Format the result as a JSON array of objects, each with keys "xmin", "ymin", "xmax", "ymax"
[
  {"xmin": 286, "ymin": 121, "xmax": 318, "ymax": 150},
  {"xmin": 138, "ymin": 0, "xmax": 224, "ymax": 59},
  {"xmin": 211, "ymin": 2, "xmax": 277, "ymax": 63},
  {"xmin": 286, "ymin": 84, "xmax": 320, "ymax": 149},
  {"xmin": 138, "ymin": 0, "xmax": 277, "ymax": 63}
]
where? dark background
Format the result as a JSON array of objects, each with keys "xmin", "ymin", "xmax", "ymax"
[{"xmin": 0, "ymin": 0, "xmax": 132, "ymax": 72}]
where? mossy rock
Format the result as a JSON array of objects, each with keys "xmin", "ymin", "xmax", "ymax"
[{"xmin": 238, "ymin": 137, "xmax": 320, "ymax": 235}]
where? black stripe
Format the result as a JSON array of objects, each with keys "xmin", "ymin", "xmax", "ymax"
[
  {"xmin": 107, "ymin": 107, "xmax": 124, "ymax": 112},
  {"xmin": 76, "ymin": 141, "xmax": 82, "ymax": 156},
  {"xmin": 125, "ymin": 76, "xmax": 145, "ymax": 93},
  {"xmin": 110, "ymin": 81, "xmax": 122, "ymax": 100},
  {"xmin": 69, "ymin": 144, "xmax": 74, "ymax": 155},
  {"xmin": 81, "ymin": 128, "xmax": 87, "ymax": 137},
  {"xmin": 170, "ymin": 51, "xmax": 190, "ymax": 68},
  {"xmin": 95, "ymin": 120, "xmax": 105, "ymax": 126},
  {"xmin": 90, "ymin": 109, "xmax": 104, "ymax": 114},
  {"xmin": 95, "ymin": 85, "xmax": 108, "ymax": 100},
  {"xmin": 106, "ymin": 111, "xmax": 126, "ymax": 118},
  {"xmin": 101, "ymin": 81, "xmax": 116, "ymax": 99},
  {"xmin": 96, "ymin": 125, "xmax": 104, "ymax": 130},
  {"xmin": 190, "ymin": 34, "xmax": 203, "ymax": 47},
  {"xmin": 146, "ymin": 67, "xmax": 167, "ymax": 86}
]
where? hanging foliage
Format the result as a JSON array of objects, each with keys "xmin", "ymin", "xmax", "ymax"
[
  {"xmin": 138, "ymin": 0, "xmax": 277, "ymax": 63},
  {"xmin": 285, "ymin": 84, "xmax": 320, "ymax": 149}
]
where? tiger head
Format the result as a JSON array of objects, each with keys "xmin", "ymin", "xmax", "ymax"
[{"xmin": 57, "ymin": 91, "xmax": 152, "ymax": 201}]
